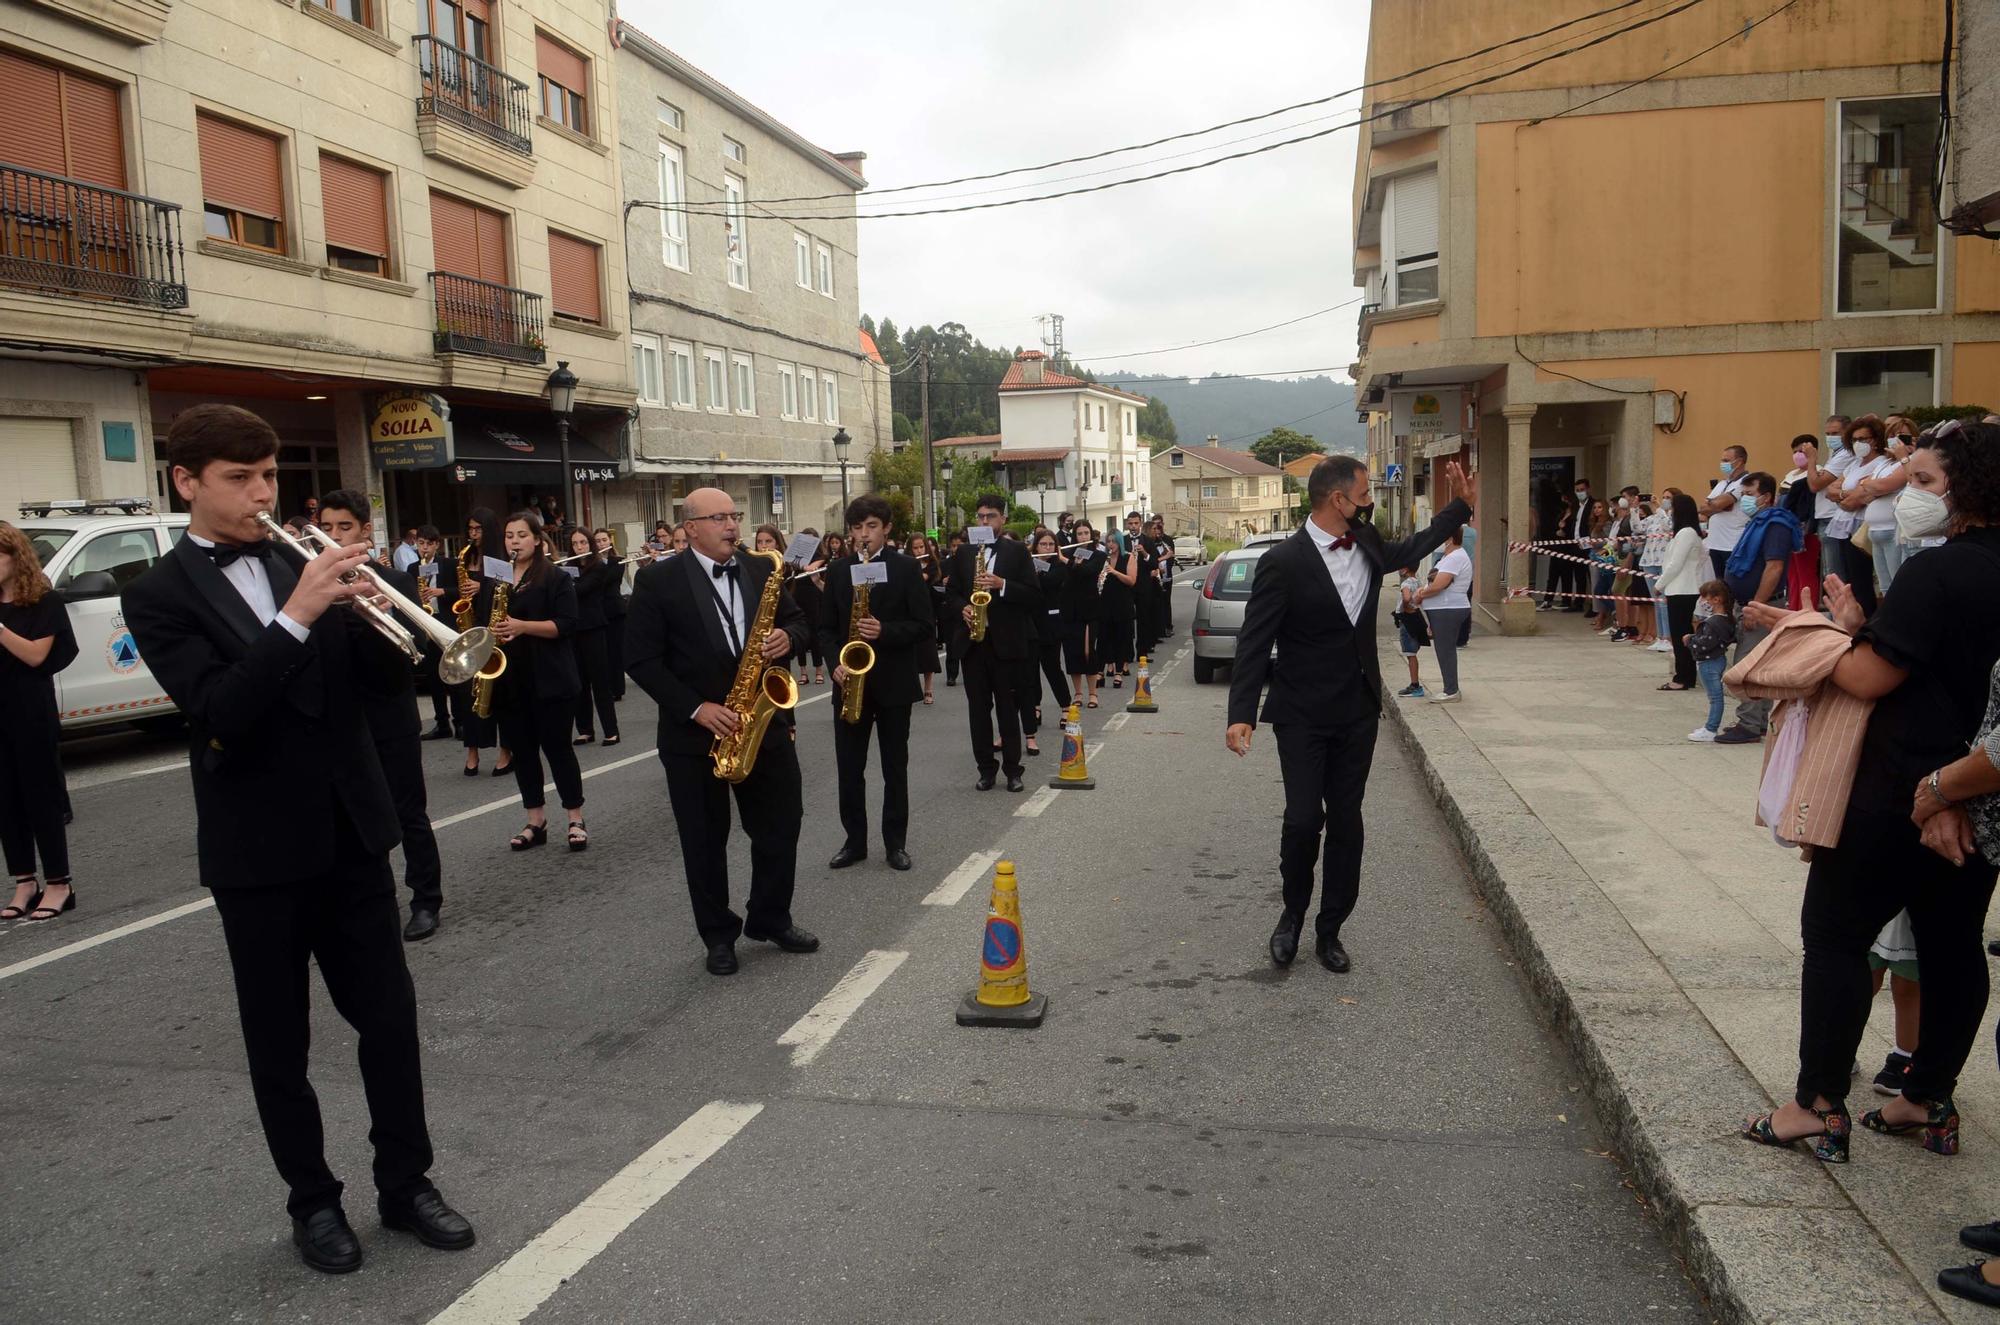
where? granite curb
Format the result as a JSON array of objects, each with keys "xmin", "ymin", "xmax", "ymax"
[{"xmin": 1379, "ymin": 678, "xmax": 1946, "ymax": 1324}]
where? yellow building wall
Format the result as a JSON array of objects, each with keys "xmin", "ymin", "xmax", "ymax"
[
  {"xmin": 1369, "ymin": 315, "xmax": 1441, "ymax": 351},
  {"xmin": 1533, "ymin": 349, "xmax": 1821, "ymax": 485},
  {"xmin": 1956, "ymin": 239, "xmax": 2000, "ymax": 315},
  {"xmin": 1366, "ymin": 0, "xmax": 1940, "ymax": 103},
  {"xmin": 1478, "ymin": 103, "xmax": 1823, "ymax": 336},
  {"xmin": 1957, "ymin": 344, "xmax": 2000, "ymax": 408},
  {"xmin": 1369, "ymin": 130, "xmax": 1439, "ymax": 171}
]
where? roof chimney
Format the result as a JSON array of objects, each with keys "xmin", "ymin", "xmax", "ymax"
[{"xmin": 1018, "ymin": 349, "xmax": 1045, "ymax": 385}]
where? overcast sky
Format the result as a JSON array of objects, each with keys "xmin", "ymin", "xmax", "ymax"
[{"xmin": 621, "ymin": 0, "xmax": 1372, "ymax": 381}]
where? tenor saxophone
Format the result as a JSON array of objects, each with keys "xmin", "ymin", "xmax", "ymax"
[
  {"xmin": 837, "ymin": 573, "xmax": 876, "ymax": 725},
  {"xmin": 451, "ymin": 541, "xmax": 477, "ymax": 629},
  {"xmin": 968, "ymin": 545, "xmax": 992, "ymax": 642},
  {"xmin": 471, "ymin": 579, "xmax": 509, "ymax": 718},
  {"xmin": 711, "ymin": 549, "xmax": 800, "ymax": 782}
]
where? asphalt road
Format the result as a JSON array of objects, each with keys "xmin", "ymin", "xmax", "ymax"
[{"xmin": 0, "ymin": 584, "xmax": 1707, "ymax": 1323}]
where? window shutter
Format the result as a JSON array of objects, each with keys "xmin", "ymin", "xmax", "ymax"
[
  {"xmin": 535, "ymin": 32, "xmax": 587, "ymax": 91},
  {"xmin": 0, "ymin": 417, "xmax": 81, "ymax": 521},
  {"xmin": 430, "ymin": 190, "xmax": 508, "ymax": 282},
  {"xmin": 60, "ymin": 71, "xmax": 126, "ymax": 189},
  {"xmin": 0, "ymin": 51, "xmax": 69, "ymax": 177},
  {"xmin": 197, "ymin": 113, "xmax": 285, "ymax": 220},
  {"xmin": 548, "ymin": 231, "xmax": 600, "ymax": 322},
  {"xmin": 320, "ymin": 155, "xmax": 389, "ymax": 257},
  {"xmin": 1391, "ymin": 167, "xmax": 1439, "ymax": 260}
]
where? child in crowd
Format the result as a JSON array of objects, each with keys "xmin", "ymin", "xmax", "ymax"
[
  {"xmin": 1394, "ymin": 565, "xmax": 1427, "ymax": 698},
  {"xmin": 1685, "ymin": 579, "xmax": 1737, "ymax": 743}
]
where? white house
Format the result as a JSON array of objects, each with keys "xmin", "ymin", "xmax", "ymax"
[{"xmin": 987, "ymin": 351, "xmax": 1149, "ymax": 530}]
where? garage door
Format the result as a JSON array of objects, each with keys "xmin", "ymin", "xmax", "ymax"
[{"xmin": 0, "ymin": 417, "xmax": 81, "ymax": 522}]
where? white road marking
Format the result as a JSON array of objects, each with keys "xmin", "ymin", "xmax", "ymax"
[
  {"xmin": 1013, "ymin": 786, "xmax": 1058, "ymax": 818},
  {"xmin": 1087, "ymin": 742, "xmax": 1104, "ymax": 761},
  {"xmin": 775, "ymin": 948, "xmax": 908, "ymax": 1066},
  {"xmin": 923, "ymin": 848, "xmax": 1003, "ymax": 906},
  {"xmin": 0, "ymin": 897, "xmax": 215, "ymax": 983},
  {"xmin": 428, "ymin": 1100, "xmax": 763, "ymax": 1325},
  {"xmin": 1103, "ymin": 712, "xmax": 1129, "ymax": 731},
  {"xmin": 71, "ymin": 759, "xmax": 190, "ymax": 790}
]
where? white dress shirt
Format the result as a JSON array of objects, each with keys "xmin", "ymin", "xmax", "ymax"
[
  {"xmin": 1304, "ymin": 518, "xmax": 1372, "ymax": 624},
  {"xmin": 690, "ymin": 549, "xmax": 747, "ymax": 651},
  {"xmin": 186, "ymin": 532, "xmax": 310, "ymax": 642},
  {"xmin": 392, "ymin": 540, "xmax": 420, "ymax": 572}
]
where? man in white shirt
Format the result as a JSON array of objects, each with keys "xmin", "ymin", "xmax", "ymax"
[
  {"xmin": 1700, "ymin": 445, "xmax": 1749, "ymax": 578},
  {"xmin": 392, "ymin": 526, "xmax": 420, "ymax": 573}
]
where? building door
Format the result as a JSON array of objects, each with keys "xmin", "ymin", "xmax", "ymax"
[{"xmin": 0, "ymin": 416, "xmax": 80, "ymax": 518}]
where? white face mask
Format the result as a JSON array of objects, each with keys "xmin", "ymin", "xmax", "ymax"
[
  {"xmin": 1894, "ymin": 486, "xmax": 1952, "ymax": 541},
  {"xmin": 1853, "ymin": 441, "xmax": 1874, "ymax": 460},
  {"xmin": 1617, "ymin": 497, "xmax": 1630, "ymax": 509}
]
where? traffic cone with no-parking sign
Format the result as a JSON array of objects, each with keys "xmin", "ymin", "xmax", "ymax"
[
  {"xmin": 1126, "ymin": 655, "xmax": 1158, "ymax": 713},
  {"xmin": 956, "ymin": 860, "xmax": 1047, "ymax": 1028},
  {"xmin": 1047, "ymin": 703, "xmax": 1095, "ymax": 789}
]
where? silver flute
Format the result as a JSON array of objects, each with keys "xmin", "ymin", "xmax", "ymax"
[{"xmin": 256, "ymin": 513, "xmax": 498, "ymax": 684}]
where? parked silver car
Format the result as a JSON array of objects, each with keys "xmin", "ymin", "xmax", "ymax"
[{"xmin": 1190, "ymin": 544, "xmax": 1274, "ymax": 684}]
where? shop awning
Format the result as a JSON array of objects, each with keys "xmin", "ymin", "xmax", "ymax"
[{"xmin": 447, "ymin": 408, "xmax": 621, "ymax": 486}]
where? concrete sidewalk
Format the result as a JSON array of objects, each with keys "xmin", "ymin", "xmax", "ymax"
[{"xmin": 1383, "ymin": 600, "xmax": 2000, "ymax": 1325}]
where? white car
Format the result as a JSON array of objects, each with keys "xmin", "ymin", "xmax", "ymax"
[
  {"xmin": 1171, "ymin": 535, "xmax": 1206, "ymax": 566},
  {"xmin": 17, "ymin": 500, "xmax": 190, "ymax": 732}
]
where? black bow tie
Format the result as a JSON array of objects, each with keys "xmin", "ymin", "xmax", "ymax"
[
  {"xmin": 203, "ymin": 540, "xmax": 273, "ymax": 568},
  {"xmin": 712, "ymin": 560, "xmax": 740, "ymax": 580}
]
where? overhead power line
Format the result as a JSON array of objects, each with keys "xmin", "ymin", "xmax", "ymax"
[
  {"xmin": 1063, "ymin": 298, "xmax": 1363, "ymax": 364},
  {"xmin": 1535, "ymin": 0, "xmax": 1807, "ymax": 121}
]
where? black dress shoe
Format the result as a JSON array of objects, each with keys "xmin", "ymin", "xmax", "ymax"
[
  {"xmin": 403, "ymin": 909, "xmax": 439, "ymax": 942},
  {"xmin": 1269, "ymin": 915, "xmax": 1301, "ymax": 967},
  {"xmin": 886, "ymin": 849, "xmax": 913, "ymax": 871},
  {"xmin": 706, "ymin": 943, "xmax": 738, "ymax": 976},
  {"xmin": 1940, "ymin": 1262, "xmax": 2000, "ymax": 1308},
  {"xmin": 293, "ymin": 1207, "xmax": 362, "ymax": 1274},
  {"xmin": 743, "ymin": 924, "xmax": 820, "ymax": 953},
  {"xmin": 380, "ymin": 1189, "xmax": 476, "ymax": 1251},
  {"xmin": 1963, "ymin": 1222, "xmax": 2000, "ymax": 1256},
  {"xmin": 422, "ymin": 725, "xmax": 454, "ymax": 741},
  {"xmin": 974, "ymin": 772, "xmax": 997, "ymax": 791},
  {"xmin": 1316, "ymin": 936, "xmax": 1352, "ymax": 973},
  {"xmin": 1006, "ymin": 774, "xmax": 1025, "ymax": 793},
  {"xmin": 828, "ymin": 845, "xmax": 867, "ymax": 870}
]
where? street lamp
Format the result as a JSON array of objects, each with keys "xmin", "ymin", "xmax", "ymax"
[
  {"xmin": 832, "ymin": 427, "xmax": 851, "ymax": 511},
  {"xmin": 1036, "ymin": 477, "xmax": 1047, "ymax": 525},
  {"xmin": 545, "ymin": 359, "xmax": 579, "ymax": 524}
]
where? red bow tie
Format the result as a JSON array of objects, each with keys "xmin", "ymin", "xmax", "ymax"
[{"xmin": 1326, "ymin": 534, "xmax": 1356, "ymax": 552}]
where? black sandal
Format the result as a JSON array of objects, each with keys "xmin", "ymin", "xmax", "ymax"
[
  {"xmin": 1657, "ymin": 682, "xmax": 1690, "ymax": 691},
  {"xmin": 1862, "ymin": 1097, "xmax": 1960, "ymax": 1155},
  {"xmin": 1741, "ymin": 1103, "xmax": 1850, "ymax": 1163},
  {"xmin": 26, "ymin": 878, "xmax": 74, "ymax": 921},
  {"xmin": 1, "ymin": 875, "xmax": 40, "ymax": 921},
  {"xmin": 567, "ymin": 820, "xmax": 589, "ymax": 852},
  {"xmin": 574, "ymin": 733, "xmax": 595, "ymax": 746},
  {"xmin": 509, "ymin": 823, "xmax": 548, "ymax": 851},
  {"xmin": 602, "ymin": 735, "xmax": 620, "ymax": 748}
]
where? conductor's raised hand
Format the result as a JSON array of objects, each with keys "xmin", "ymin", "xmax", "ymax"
[
  {"xmin": 1441, "ymin": 461, "xmax": 1474, "ymax": 512},
  {"xmin": 285, "ymin": 541, "xmax": 370, "ymax": 626}
]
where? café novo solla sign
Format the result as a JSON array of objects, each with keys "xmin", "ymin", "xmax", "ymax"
[{"xmin": 369, "ymin": 391, "xmax": 454, "ymax": 469}]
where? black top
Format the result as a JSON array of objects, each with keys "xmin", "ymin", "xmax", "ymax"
[
  {"xmin": 571, "ymin": 559, "xmax": 620, "ymax": 632},
  {"xmin": 814, "ymin": 549, "xmax": 936, "ymax": 708},
  {"xmin": 1059, "ymin": 546, "xmax": 1104, "ymax": 621},
  {"xmin": 1852, "ymin": 528, "xmax": 2000, "ymax": 806},
  {"xmin": 1034, "ymin": 558, "xmax": 1068, "ymax": 633},
  {"xmin": 0, "ymin": 592, "xmax": 76, "ymax": 726},
  {"xmin": 1096, "ymin": 536, "xmax": 1138, "ymax": 624},
  {"xmin": 498, "ymin": 567, "xmax": 581, "ymax": 705}
]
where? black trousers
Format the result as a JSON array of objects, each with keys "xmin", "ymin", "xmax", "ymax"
[
  {"xmin": 377, "ymin": 734, "xmax": 441, "ymax": 914},
  {"xmin": 605, "ymin": 614, "xmax": 626, "ymax": 699},
  {"xmin": 1021, "ymin": 637, "xmax": 1071, "ymax": 735},
  {"xmin": 0, "ymin": 721, "xmax": 69, "ymax": 880},
  {"xmin": 1549, "ymin": 552, "xmax": 1585, "ymax": 608},
  {"xmin": 571, "ymin": 629, "xmax": 619, "ymax": 740},
  {"xmin": 943, "ymin": 627, "xmax": 962, "ymax": 684},
  {"xmin": 1273, "ymin": 715, "xmax": 1381, "ymax": 939},
  {"xmin": 499, "ymin": 696, "xmax": 584, "ymax": 811},
  {"xmin": 209, "ymin": 821, "xmax": 434, "ymax": 1220},
  {"xmin": 1796, "ymin": 809, "xmax": 1998, "ymax": 1110},
  {"xmin": 1666, "ymin": 594, "xmax": 1698, "ymax": 687},
  {"xmin": 962, "ymin": 643, "xmax": 1024, "ymax": 778},
  {"xmin": 660, "ymin": 734, "xmax": 801, "ymax": 948},
  {"xmin": 1161, "ymin": 580, "xmax": 1174, "ymax": 630},
  {"xmin": 835, "ymin": 699, "xmax": 911, "ymax": 852},
  {"xmin": 422, "ymin": 647, "xmax": 452, "ymax": 730},
  {"xmin": 1825, "ymin": 536, "xmax": 1879, "ymax": 620},
  {"xmin": 1136, "ymin": 591, "xmax": 1162, "ymax": 658}
]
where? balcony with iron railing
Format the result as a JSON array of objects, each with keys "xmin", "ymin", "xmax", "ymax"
[
  {"xmin": 414, "ymin": 34, "xmax": 535, "ymax": 182},
  {"xmin": 431, "ymin": 270, "xmax": 545, "ymax": 364},
  {"xmin": 0, "ymin": 163, "xmax": 187, "ymax": 309}
]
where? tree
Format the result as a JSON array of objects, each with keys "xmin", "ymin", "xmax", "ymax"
[
  {"xmin": 1145, "ymin": 433, "xmax": 1176, "ymax": 456},
  {"xmin": 892, "ymin": 412, "xmax": 917, "ymax": 444},
  {"xmin": 1138, "ymin": 396, "xmax": 1178, "ymax": 444},
  {"xmin": 1249, "ymin": 426, "xmax": 1324, "ymax": 471}
]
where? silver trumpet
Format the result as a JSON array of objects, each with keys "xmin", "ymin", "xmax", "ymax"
[{"xmin": 256, "ymin": 513, "xmax": 498, "ymax": 685}]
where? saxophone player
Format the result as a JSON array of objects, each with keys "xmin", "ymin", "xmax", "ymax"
[
  {"xmin": 623, "ymin": 487, "xmax": 817, "ymax": 977},
  {"xmin": 945, "ymin": 492, "xmax": 1042, "ymax": 792},
  {"xmin": 817, "ymin": 495, "xmax": 935, "ymax": 873}
]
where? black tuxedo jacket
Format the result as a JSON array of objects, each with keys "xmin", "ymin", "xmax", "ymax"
[
  {"xmin": 499, "ymin": 569, "xmax": 581, "ymax": 705},
  {"xmin": 354, "ymin": 564, "xmax": 421, "ymax": 743},
  {"xmin": 624, "ymin": 548, "xmax": 807, "ymax": 757},
  {"xmin": 1227, "ymin": 500, "xmax": 1471, "ymax": 730},
  {"xmin": 121, "ymin": 537, "xmax": 405, "ymax": 890},
  {"xmin": 943, "ymin": 537, "xmax": 1041, "ymax": 661},
  {"xmin": 815, "ymin": 549, "xmax": 935, "ymax": 709},
  {"xmin": 572, "ymin": 559, "xmax": 619, "ymax": 631}
]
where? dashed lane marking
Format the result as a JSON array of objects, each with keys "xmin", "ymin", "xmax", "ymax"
[
  {"xmin": 0, "ymin": 898, "xmax": 216, "ymax": 983},
  {"xmin": 775, "ymin": 949, "xmax": 909, "ymax": 1066},
  {"xmin": 923, "ymin": 848, "xmax": 1004, "ymax": 905},
  {"xmin": 428, "ymin": 1100, "xmax": 763, "ymax": 1325},
  {"xmin": 1104, "ymin": 712, "xmax": 1129, "ymax": 731},
  {"xmin": 1013, "ymin": 786, "xmax": 1058, "ymax": 818}
]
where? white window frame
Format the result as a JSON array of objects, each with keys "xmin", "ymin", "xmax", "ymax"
[
  {"xmin": 1833, "ymin": 95, "xmax": 1944, "ymax": 319},
  {"xmin": 793, "ymin": 232, "xmax": 811, "ymax": 289},
  {"xmin": 657, "ymin": 143, "xmax": 688, "ymax": 271},
  {"xmin": 1829, "ymin": 344, "xmax": 1940, "ymax": 414},
  {"xmin": 778, "ymin": 363, "xmax": 797, "ymax": 419},
  {"xmin": 667, "ymin": 340, "xmax": 695, "ymax": 409},
  {"xmin": 1081, "ymin": 405, "xmax": 1091, "ymax": 432},
  {"xmin": 815, "ymin": 242, "xmax": 833, "ymax": 297},
  {"xmin": 1125, "ymin": 409, "xmax": 1135, "ymax": 436},
  {"xmin": 631, "ymin": 332, "xmax": 664, "ymax": 407},
  {"xmin": 731, "ymin": 352, "xmax": 756, "ymax": 416},
  {"xmin": 1099, "ymin": 405, "xmax": 1107, "ymax": 431},
  {"xmin": 702, "ymin": 347, "xmax": 728, "ymax": 413},
  {"xmin": 799, "ymin": 366, "xmax": 818, "ymax": 422},
  {"xmin": 722, "ymin": 135, "xmax": 745, "ymax": 163},
  {"xmin": 1201, "ymin": 482, "xmax": 1218, "ymax": 499},
  {"xmin": 1383, "ymin": 165, "xmax": 1440, "ymax": 309},
  {"xmin": 821, "ymin": 371, "xmax": 839, "ymax": 424},
  {"xmin": 657, "ymin": 99, "xmax": 683, "ymax": 131},
  {"xmin": 723, "ymin": 173, "xmax": 749, "ymax": 289}
]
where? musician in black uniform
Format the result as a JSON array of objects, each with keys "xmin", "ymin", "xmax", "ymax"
[
  {"xmin": 315, "ymin": 491, "xmax": 444, "ymax": 941},
  {"xmin": 492, "ymin": 512, "xmax": 586, "ymax": 851},
  {"xmin": 121, "ymin": 405, "xmax": 473, "ymax": 1274},
  {"xmin": 944, "ymin": 492, "xmax": 1041, "ymax": 792},
  {"xmin": 595, "ymin": 528, "xmax": 629, "ymax": 701},
  {"xmin": 817, "ymin": 494, "xmax": 934, "ymax": 872},
  {"xmin": 624, "ymin": 486, "xmax": 817, "ymax": 977},
  {"xmin": 412, "ymin": 525, "xmax": 456, "ymax": 740},
  {"xmin": 456, "ymin": 508, "xmax": 511, "ymax": 778},
  {"xmin": 564, "ymin": 524, "xmax": 620, "ymax": 746}
]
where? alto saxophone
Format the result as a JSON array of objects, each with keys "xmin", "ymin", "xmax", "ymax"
[
  {"xmin": 711, "ymin": 549, "xmax": 800, "ymax": 782},
  {"xmin": 451, "ymin": 541, "xmax": 477, "ymax": 629},
  {"xmin": 471, "ymin": 578, "xmax": 509, "ymax": 718},
  {"xmin": 968, "ymin": 545, "xmax": 992, "ymax": 642},
  {"xmin": 837, "ymin": 572, "xmax": 876, "ymax": 725}
]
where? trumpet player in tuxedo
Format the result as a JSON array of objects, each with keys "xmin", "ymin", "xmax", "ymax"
[
  {"xmin": 944, "ymin": 492, "xmax": 1041, "ymax": 792},
  {"xmin": 817, "ymin": 495, "xmax": 934, "ymax": 872}
]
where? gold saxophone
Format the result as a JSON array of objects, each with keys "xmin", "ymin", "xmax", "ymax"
[
  {"xmin": 837, "ymin": 572, "xmax": 876, "ymax": 725},
  {"xmin": 968, "ymin": 545, "xmax": 992, "ymax": 642},
  {"xmin": 711, "ymin": 549, "xmax": 800, "ymax": 782},
  {"xmin": 451, "ymin": 541, "xmax": 477, "ymax": 628},
  {"xmin": 471, "ymin": 578, "xmax": 509, "ymax": 718}
]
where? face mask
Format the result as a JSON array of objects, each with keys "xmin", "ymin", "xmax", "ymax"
[
  {"xmin": 1827, "ymin": 433, "xmax": 1844, "ymax": 447},
  {"xmin": 1617, "ymin": 497, "xmax": 1630, "ymax": 509},
  {"xmin": 1574, "ymin": 487, "xmax": 1587, "ymax": 497},
  {"xmin": 1853, "ymin": 441, "xmax": 1874, "ymax": 460},
  {"xmin": 1719, "ymin": 460, "xmax": 1735, "ymax": 477},
  {"xmin": 1350, "ymin": 500, "xmax": 1375, "ymax": 524},
  {"xmin": 1792, "ymin": 450, "xmax": 1810, "ymax": 468},
  {"xmin": 1740, "ymin": 493, "xmax": 1760, "ymax": 514},
  {"xmin": 1894, "ymin": 486, "xmax": 1952, "ymax": 541}
]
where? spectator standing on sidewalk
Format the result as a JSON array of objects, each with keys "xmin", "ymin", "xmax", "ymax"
[
  {"xmin": 1685, "ymin": 580, "xmax": 1735, "ymax": 741},
  {"xmin": 1659, "ymin": 492, "xmax": 1707, "ymax": 691},
  {"xmin": 1563, "ymin": 483, "xmax": 1595, "ymax": 613},
  {"xmin": 1779, "ymin": 436, "xmax": 1826, "ymax": 611},
  {"xmin": 1393, "ymin": 566, "xmax": 1427, "ymax": 699},
  {"xmin": 1829, "ymin": 415, "xmax": 1890, "ymax": 619},
  {"xmin": 1713, "ymin": 471, "xmax": 1800, "ymax": 745},
  {"xmin": 1414, "ymin": 530, "xmax": 1472, "ymax": 703},
  {"xmin": 1640, "ymin": 491, "xmax": 1674, "ymax": 651},
  {"xmin": 1585, "ymin": 501, "xmax": 1618, "ymax": 633},
  {"xmin": 1701, "ymin": 445, "xmax": 1750, "ymax": 579}
]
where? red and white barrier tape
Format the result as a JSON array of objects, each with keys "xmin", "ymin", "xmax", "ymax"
[{"xmin": 1508, "ymin": 586, "xmax": 1663, "ymax": 604}]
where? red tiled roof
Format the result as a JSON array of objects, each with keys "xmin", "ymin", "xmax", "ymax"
[
  {"xmin": 858, "ymin": 328, "xmax": 883, "ymax": 364},
  {"xmin": 933, "ymin": 434, "xmax": 1002, "ymax": 449},
  {"xmin": 1164, "ymin": 445, "xmax": 1283, "ymax": 477},
  {"xmin": 998, "ymin": 352, "xmax": 1147, "ymax": 402}
]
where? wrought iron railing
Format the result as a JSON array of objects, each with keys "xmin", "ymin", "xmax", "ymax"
[
  {"xmin": 431, "ymin": 270, "xmax": 545, "ymax": 363},
  {"xmin": 0, "ymin": 164, "xmax": 187, "ymax": 309},
  {"xmin": 414, "ymin": 35, "xmax": 533, "ymax": 155}
]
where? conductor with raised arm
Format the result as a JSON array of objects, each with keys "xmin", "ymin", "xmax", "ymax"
[
  {"xmin": 1225, "ymin": 456, "xmax": 1474, "ymax": 974},
  {"xmin": 121, "ymin": 405, "xmax": 474, "ymax": 1275}
]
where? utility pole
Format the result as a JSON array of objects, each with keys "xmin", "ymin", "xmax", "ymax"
[
  {"xmin": 1200, "ymin": 433, "xmax": 1217, "ymax": 538},
  {"xmin": 918, "ymin": 345, "xmax": 933, "ymax": 533}
]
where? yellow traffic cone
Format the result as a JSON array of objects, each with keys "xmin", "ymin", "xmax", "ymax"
[
  {"xmin": 1047, "ymin": 702, "xmax": 1096, "ymax": 789},
  {"xmin": 1126, "ymin": 655, "xmax": 1158, "ymax": 713},
  {"xmin": 956, "ymin": 860, "xmax": 1048, "ymax": 1027}
]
